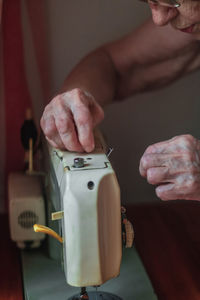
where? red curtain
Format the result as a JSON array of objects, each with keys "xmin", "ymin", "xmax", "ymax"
[
  {"xmin": 2, "ymin": 0, "xmax": 32, "ymax": 207},
  {"xmin": 1, "ymin": 0, "xmax": 50, "ymax": 210},
  {"xmin": 0, "ymin": 1, "xmax": 2, "ymax": 23}
]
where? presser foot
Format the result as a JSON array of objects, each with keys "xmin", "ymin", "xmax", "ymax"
[{"xmin": 69, "ymin": 291, "xmax": 122, "ymax": 300}]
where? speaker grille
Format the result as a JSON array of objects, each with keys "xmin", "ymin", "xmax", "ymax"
[{"xmin": 18, "ymin": 211, "xmax": 39, "ymax": 229}]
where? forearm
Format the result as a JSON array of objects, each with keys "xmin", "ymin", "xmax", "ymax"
[
  {"xmin": 60, "ymin": 48, "xmax": 118, "ymax": 107},
  {"xmin": 60, "ymin": 19, "xmax": 200, "ymax": 104},
  {"xmin": 41, "ymin": 18, "xmax": 200, "ymax": 153}
]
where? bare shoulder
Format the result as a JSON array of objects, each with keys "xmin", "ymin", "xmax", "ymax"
[
  {"xmin": 104, "ymin": 18, "xmax": 200, "ymax": 74},
  {"xmin": 103, "ymin": 19, "xmax": 200, "ymax": 97}
]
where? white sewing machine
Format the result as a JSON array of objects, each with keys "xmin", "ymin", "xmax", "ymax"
[{"xmin": 34, "ymin": 132, "xmax": 134, "ymax": 300}]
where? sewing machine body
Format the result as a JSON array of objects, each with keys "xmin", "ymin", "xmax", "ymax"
[
  {"xmin": 20, "ymin": 137, "xmax": 157, "ymax": 300},
  {"xmin": 49, "ymin": 138, "xmax": 122, "ymax": 287}
]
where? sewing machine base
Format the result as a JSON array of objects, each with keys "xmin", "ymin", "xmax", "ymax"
[
  {"xmin": 21, "ymin": 243, "xmax": 157, "ymax": 300},
  {"xmin": 69, "ymin": 291, "xmax": 122, "ymax": 300}
]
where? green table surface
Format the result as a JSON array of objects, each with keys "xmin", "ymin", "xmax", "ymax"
[{"xmin": 21, "ymin": 244, "xmax": 157, "ymax": 300}]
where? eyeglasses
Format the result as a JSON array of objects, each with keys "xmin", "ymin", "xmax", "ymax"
[{"xmin": 139, "ymin": 0, "xmax": 180, "ymax": 8}]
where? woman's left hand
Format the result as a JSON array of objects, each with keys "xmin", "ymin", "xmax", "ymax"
[{"xmin": 139, "ymin": 135, "xmax": 200, "ymax": 201}]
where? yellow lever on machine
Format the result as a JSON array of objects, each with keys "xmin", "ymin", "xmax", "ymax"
[{"xmin": 33, "ymin": 224, "xmax": 63, "ymax": 243}]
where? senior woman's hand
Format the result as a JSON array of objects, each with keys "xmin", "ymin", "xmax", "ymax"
[
  {"xmin": 139, "ymin": 135, "xmax": 200, "ymax": 201},
  {"xmin": 40, "ymin": 88, "xmax": 104, "ymax": 152}
]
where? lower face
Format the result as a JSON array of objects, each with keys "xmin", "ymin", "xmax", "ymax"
[{"xmin": 170, "ymin": 0, "xmax": 200, "ymax": 38}]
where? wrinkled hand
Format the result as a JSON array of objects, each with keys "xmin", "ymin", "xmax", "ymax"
[
  {"xmin": 139, "ymin": 135, "xmax": 200, "ymax": 201},
  {"xmin": 40, "ymin": 88, "xmax": 104, "ymax": 152}
]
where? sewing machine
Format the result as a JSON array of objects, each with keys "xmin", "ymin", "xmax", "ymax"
[
  {"xmin": 20, "ymin": 132, "xmax": 157, "ymax": 300},
  {"xmin": 33, "ymin": 132, "xmax": 134, "ymax": 299}
]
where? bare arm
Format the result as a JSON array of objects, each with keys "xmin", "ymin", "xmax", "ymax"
[
  {"xmin": 105, "ymin": 18, "xmax": 200, "ymax": 98},
  {"xmin": 41, "ymin": 18, "xmax": 200, "ymax": 152},
  {"xmin": 60, "ymin": 49, "xmax": 117, "ymax": 106},
  {"xmin": 62, "ymin": 19, "xmax": 200, "ymax": 101}
]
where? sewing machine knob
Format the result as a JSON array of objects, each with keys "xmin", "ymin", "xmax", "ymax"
[
  {"xmin": 124, "ymin": 219, "xmax": 134, "ymax": 248},
  {"xmin": 121, "ymin": 206, "xmax": 134, "ymax": 248},
  {"xmin": 74, "ymin": 157, "xmax": 85, "ymax": 168}
]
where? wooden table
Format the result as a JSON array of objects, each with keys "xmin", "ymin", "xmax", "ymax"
[
  {"xmin": 0, "ymin": 214, "xmax": 23, "ymax": 300},
  {"xmin": 1, "ymin": 200, "xmax": 200, "ymax": 300},
  {"xmin": 128, "ymin": 201, "xmax": 200, "ymax": 300}
]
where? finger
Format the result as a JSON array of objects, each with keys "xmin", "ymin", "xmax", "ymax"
[
  {"xmin": 45, "ymin": 136, "xmax": 59, "ymax": 149},
  {"xmin": 73, "ymin": 105, "xmax": 95, "ymax": 153},
  {"xmin": 54, "ymin": 111, "xmax": 84, "ymax": 152},
  {"xmin": 144, "ymin": 139, "xmax": 173, "ymax": 154},
  {"xmin": 146, "ymin": 167, "xmax": 170, "ymax": 185},
  {"xmin": 41, "ymin": 114, "xmax": 65, "ymax": 149},
  {"xmin": 139, "ymin": 153, "xmax": 168, "ymax": 177},
  {"xmin": 79, "ymin": 90, "xmax": 104, "ymax": 127},
  {"xmin": 51, "ymin": 97, "xmax": 84, "ymax": 152},
  {"xmin": 90, "ymin": 102, "xmax": 104, "ymax": 127},
  {"xmin": 155, "ymin": 183, "xmax": 177, "ymax": 201},
  {"xmin": 144, "ymin": 137, "xmax": 181, "ymax": 154},
  {"xmin": 156, "ymin": 173, "xmax": 200, "ymax": 201}
]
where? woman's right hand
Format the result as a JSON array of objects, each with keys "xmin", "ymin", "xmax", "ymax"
[{"xmin": 40, "ymin": 88, "xmax": 104, "ymax": 152}]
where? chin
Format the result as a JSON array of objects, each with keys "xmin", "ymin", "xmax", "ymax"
[
  {"xmin": 192, "ymin": 24, "xmax": 200, "ymax": 38},
  {"xmin": 193, "ymin": 32, "xmax": 200, "ymax": 40}
]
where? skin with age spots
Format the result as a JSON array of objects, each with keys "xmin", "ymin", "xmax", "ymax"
[
  {"xmin": 41, "ymin": 89, "xmax": 104, "ymax": 152},
  {"xmin": 171, "ymin": 0, "xmax": 200, "ymax": 35},
  {"xmin": 139, "ymin": 135, "xmax": 200, "ymax": 200},
  {"xmin": 40, "ymin": 0, "xmax": 200, "ymax": 201},
  {"xmin": 150, "ymin": 0, "xmax": 200, "ymax": 36},
  {"xmin": 136, "ymin": 0, "xmax": 200, "ymax": 201}
]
